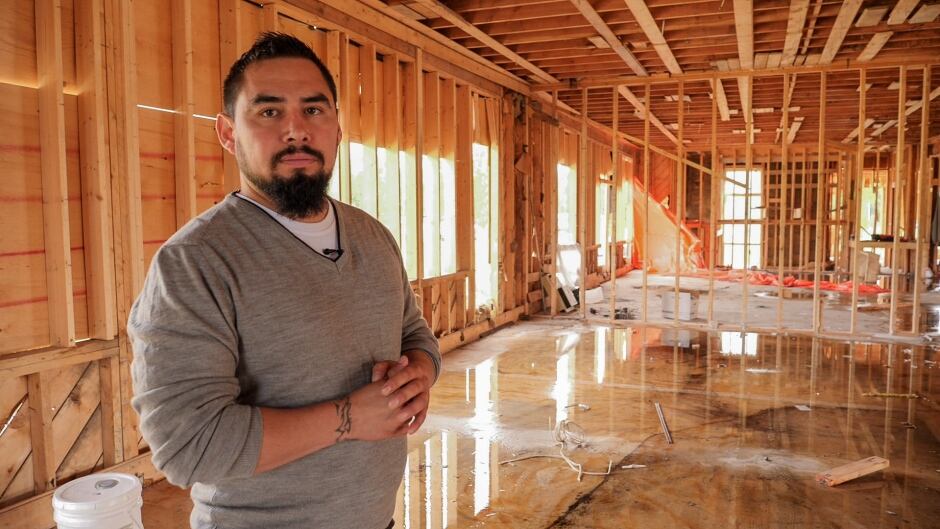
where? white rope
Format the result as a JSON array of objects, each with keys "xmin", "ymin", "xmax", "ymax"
[{"xmin": 499, "ymin": 417, "xmax": 613, "ymax": 482}]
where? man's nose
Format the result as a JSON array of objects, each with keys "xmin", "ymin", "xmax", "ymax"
[{"xmin": 283, "ymin": 111, "xmax": 310, "ymax": 143}]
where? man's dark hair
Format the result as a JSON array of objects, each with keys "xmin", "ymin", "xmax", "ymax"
[{"xmin": 222, "ymin": 32, "xmax": 338, "ymax": 116}]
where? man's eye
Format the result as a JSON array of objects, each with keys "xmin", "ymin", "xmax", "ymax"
[
  {"xmin": 261, "ymin": 109, "xmax": 277, "ymax": 118},
  {"xmin": 305, "ymin": 107, "xmax": 322, "ymax": 115}
]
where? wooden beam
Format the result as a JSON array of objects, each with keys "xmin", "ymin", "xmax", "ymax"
[
  {"xmin": 579, "ymin": 88, "xmax": 589, "ymax": 320},
  {"xmin": 887, "ymin": 0, "xmax": 920, "ymax": 25},
  {"xmin": 781, "ymin": 0, "xmax": 810, "ymax": 66},
  {"xmin": 609, "ymin": 84, "xmax": 619, "ymax": 322},
  {"xmin": 263, "ymin": 2, "xmax": 280, "ymax": 31},
  {"xmin": 27, "ymin": 372, "xmax": 55, "ymax": 493},
  {"xmin": 641, "ymin": 83, "xmax": 650, "ymax": 322},
  {"xmin": 912, "ymin": 65, "xmax": 931, "ymax": 333},
  {"xmin": 76, "ymin": 0, "xmax": 117, "ymax": 340},
  {"xmin": 819, "ymin": 0, "xmax": 864, "ymax": 64},
  {"xmin": 712, "ymin": 79, "xmax": 731, "ymax": 122},
  {"xmin": 733, "ymin": 0, "xmax": 754, "ymax": 69},
  {"xmin": 35, "ymin": 0, "xmax": 76, "ymax": 347},
  {"xmin": 570, "ymin": 0, "xmax": 646, "ymax": 76},
  {"xmin": 412, "ymin": 0, "xmax": 557, "ymax": 83},
  {"xmin": 619, "ymin": 86, "xmax": 678, "ymax": 144},
  {"xmin": 889, "ymin": 66, "xmax": 906, "ymax": 335},
  {"xmin": 623, "ymin": 0, "xmax": 680, "ymax": 74},
  {"xmin": 857, "ymin": 31, "xmax": 893, "ymax": 62},
  {"xmin": 382, "ymin": 54, "xmax": 403, "ymax": 240},
  {"xmin": 850, "ymin": 69, "xmax": 866, "ymax": 333},
  {"xmin": 173, "ymin": 0, "xmax": 197, "ymax": 226}
]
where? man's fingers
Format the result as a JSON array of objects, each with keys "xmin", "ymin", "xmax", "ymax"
[
  {"xmin": 395, "ymin": 392, "xmax": 429, "ymax": 422},
  {"xmin": 408, "ymin": 409, "xmax": 428, "ymax": 434},
  {"xmin": 372, "ymin": 357, "xmax": 408, "ymax": 382},
  {"xmin": 387, "ymin": 378, "xmax": 428, "ymax": 409}
]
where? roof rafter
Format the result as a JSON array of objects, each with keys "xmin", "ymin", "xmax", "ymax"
[
  {"xmin": 569, "ymin": 0, "xmax": 647, "ymax": 76},
  {"xmin": 622, "ymin": 0, "xmax": 680, "ymax": 74},
  {"xmin": 411, "ymin": 0, "xmax": 557, "ymax": 83},
  {"xmin": 781, "ymin": 0, "xmax": 810, "ymax": 66},
  {"xmin": 819, "ymin": 0, "xmax": 864, "ymax": 64}
]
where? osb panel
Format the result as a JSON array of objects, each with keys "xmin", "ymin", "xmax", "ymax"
[
  {"xmin": 56, "ymin": 407, "xmax": 103, "ymax": 484},
  {"xmin": 0, "ymin": 376, "xmax": 29, "ymax": 503},
  {"xmin": 51, "ymin": 363, "xmax": 101, "ymax": 482}
]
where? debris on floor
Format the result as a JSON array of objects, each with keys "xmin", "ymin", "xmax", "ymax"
[
  {"xmin": 862, "ymin": 392, "xmax": 919, "ymax": 399},
  {"xmin": 816, "ymin": 456, "xmax": 890, "ymax": 487}
]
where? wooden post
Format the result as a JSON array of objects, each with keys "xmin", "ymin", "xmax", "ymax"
[
  {"xmin": 912, "ymin": 65, "xmax": 932, "ymax": 334},
  {"xmin": 360, "ymin": 43, "xmax": 379, "ymax": 216},
  {"xmin": 850, "ymin": 69, "xmax": 866, "ymax": 333},
  {"xmin": 455, "ymin": 83, "xmax": 474, "ymax": 320},
  {"xmin": 708, "ymin": 79, "xmax": 719, "ymax": 323},
  {"xmin": 262, "ymin": 2, "xmax": 279, "ymax": 31},
  {"xmin": 813, "ymin": 73, "xmax": 827, "ymax": 333},
  {"xmin": 642, "ymin": 83, "xmax": 651, "ymax": 322},
  {"xmin": 610, "ymin": 85, "xmax": 620, "ymax": 323},
  {"xmin": 579, "ymin": 88, "xmax": 589, "ymax": 319},
  {"xmin": 550, "ymin": 91, "xmax": 560, "ymax": 316},
  {"xmin": 673, "ymin": 80, "xmax": 685, "ymax": 324},
  {"xmin": 742, "ymin": 74, "xmax": 753, "ymax": 328},
  {"xmin": 173, "ymin": 0, "xmax": 197, "ymax": 226},
  {"xmin": 77, "ymin": 0, "xmax": 117, "ymax": 340},
  {"xmin": 415, "ymin": 50, "xmax": 425, "ymax": 285},
  {"xmin": 35, "ymin": 0, "xmax": 75, "ymax": 347},
  {"xmin": 99, "ymin": 355, "xmax": 122, "ymax": 466},
  {"xmin": 338, "ymin": 35, "xmax": 353, "ymax": 203},
  {"xmin": 800, "ymin": 148, "xmax": 808, "ymax": 271},
  {"xmin": 890, "ymin": 67, "xmax": 906, "ymax": 335},
  {"xmin": 778, "ymin": 73, "xmax": 789, "ymax": 329}
]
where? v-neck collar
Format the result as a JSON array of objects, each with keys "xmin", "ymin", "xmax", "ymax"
[{"xmin": 229, "ymin": 192, "xmax": 348, "ymax": 271}]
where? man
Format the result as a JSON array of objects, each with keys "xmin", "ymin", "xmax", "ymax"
[{"xmin": 129, "ymin": 32, "xmax": 440, "ymax": 529}]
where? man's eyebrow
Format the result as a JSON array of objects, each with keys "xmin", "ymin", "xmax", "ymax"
[
  {"xmin": 302, "ymin": 94, "xmax": 331, "ymax": 104},
  {"xmin": 250, "ymin": 94, "xmax": 284, "ymax": 105}
]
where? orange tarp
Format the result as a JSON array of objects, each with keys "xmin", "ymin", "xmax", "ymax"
[{"xmin": 683, "ymin": 270, "xmax": 889, "ymax": 294}]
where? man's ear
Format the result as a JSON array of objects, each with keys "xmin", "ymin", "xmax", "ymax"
[
  {"xmin": 336, "ymin": 125, "xmax": 342, "ymax": 145},
  {"xmin": 216, "ymin": 113, "xmax": 236, "ymax": 156}
]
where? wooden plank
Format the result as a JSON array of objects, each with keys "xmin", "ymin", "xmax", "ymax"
[
  {"xmin": 0, "ymin": 340, "xmax": 119, "ymax": 381},
  {"xmin": 173, "ymin": 0, "xmax": 197, "ymax": 227},
  {"xmin": 98, "ymin": 355, "xmax": 121, "ymax": 467},
  {"xmin": 819, "ymin": 0, "xmax": 864, "ymax": 64},
  {"xmin": 641, "ymin": 83, "xmax": 650, "ymax": 322},
  {"xmin": 816, "ymin": 456, "xmax": 889, "ymax": 486},
  {"xmin": 733, "ymin": 0, "xmax": 753, "ymax": 69},
  {"xmin": 579, "ymin": 88, "xmax": 588, "ymax": 320},
  {"xmin": 781, "ymin": 0, "xmax": 810, "ymax": 66},
  {"xmin": 35, "ymin": 0, "xmax": 76, "ymax": 348},
  {"xmin": 219, "ymin": 0, "xmax": 243, "ymax": 192},
  {"xmin": 411, "ymin": 0, "xmax": 556, "ymax": 84},
  {"xmin": 912, "ymin": 66, "xmax": 931, "ymax": 333},
  {"xmin": 27, "ymin": 373, "xmax": 55, "ymax": 493},
  {"xmin": 455, "ymin": 85, "xmax": 474, "ymax": 312},
  {"xmin": 570, "ymin": 0, "xmax": 647, "ymax": 76},
  {"xmin": 889, "ymin": 67, "xmax": 906, "ymax": 335},
  {"xmin": 887, "ymin": 0, "xmax": 919, "ymax": 25},
  {"xmin": 76, "ymin": 0, "xmax": 117, "ymax": 340},
  {"xmin": 857, "ymin": 32, "xmax": 892, "ymax": 62},
  {"xmin": 623, "ymin": 0, "xmax": 679, "ymax": 74},
  {"xmin": 360, "ymin": 43, "xmax": 379, "ymax": 216},
  {"xmin": 262, "ymin": 2, "xmax": 280, "ymax": 31},
  {"xmin": 812, "ymin": 73, "xmax": 826, "ymax": 332},
  {"xmin": 712, "ymin": 79, "xmax": 731, "ymax": 122},
  {"xmin": 104, "ymin": 0, "xmax": 144, "ymax": 459}
]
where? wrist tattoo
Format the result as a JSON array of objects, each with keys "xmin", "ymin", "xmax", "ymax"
[{"xmin": 334, "ymin": 396, "xmax": 352, "ymax": 441}]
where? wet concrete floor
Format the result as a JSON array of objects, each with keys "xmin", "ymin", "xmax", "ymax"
[{"xmin": 142, "ymin": 320, "xmax": 940, "ymax": 528}]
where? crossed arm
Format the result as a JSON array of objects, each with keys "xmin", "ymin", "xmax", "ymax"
[{"xmin": 253, "ymin": 349, "xmax": 436, "ymax": 474}]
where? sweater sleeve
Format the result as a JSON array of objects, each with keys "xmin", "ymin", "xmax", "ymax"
[
  {"xmin": 398, "ymin": 265, "xmax": 441, "ymax": 384},
  {"xmin": 129, "ymin": 243, "xmax": 262, "ymax": 488}
]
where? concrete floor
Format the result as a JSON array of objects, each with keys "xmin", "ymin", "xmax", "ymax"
[{"xmin": 142, "ymin": 319, "xmax": 940, "ymax": 528}]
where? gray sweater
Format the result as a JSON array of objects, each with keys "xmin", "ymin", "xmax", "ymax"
[{"xmin": 129, "ymin": 194, "xmax": 440, "ymax": 529}]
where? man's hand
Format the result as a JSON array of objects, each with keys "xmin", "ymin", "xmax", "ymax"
[
  {"xmin": 341, "ymin": 378, "xmax": 412, "ymax": 442},
  {"xmin": 379, "ymin": 350, "xmax": 435, "ymax": 434}
]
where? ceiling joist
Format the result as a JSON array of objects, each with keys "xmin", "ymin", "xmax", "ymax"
[
  {"xmin": 622, "ymin": 0, "xmax": 681, "ymax": 75},
  {"xmin": 568, "ymin": 0, "xmax": 647, "ymax": 76}
]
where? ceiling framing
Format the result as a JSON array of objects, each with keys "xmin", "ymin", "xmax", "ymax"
[{"xmin": 380, "ymin": 0, "xmax": 940, "ymax": 150}]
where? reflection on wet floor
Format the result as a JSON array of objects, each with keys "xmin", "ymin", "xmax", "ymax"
[{"xmin": 397, "ymin": 320, "xmax": 940, "ymax": 528}]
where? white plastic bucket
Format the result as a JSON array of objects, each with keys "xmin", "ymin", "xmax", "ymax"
[{"xmin": 53, "ymin": 472, "xmax": 144, "ymax": 529}]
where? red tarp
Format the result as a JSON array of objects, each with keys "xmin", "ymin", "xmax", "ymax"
[{"xmin": 683, "ymin": 270, "xmax": 889, "ymax": 294}]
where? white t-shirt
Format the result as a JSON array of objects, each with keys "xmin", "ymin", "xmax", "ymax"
[{"xmin": 234, "ymin": 193, "xmax": 340, "ymax": 258}]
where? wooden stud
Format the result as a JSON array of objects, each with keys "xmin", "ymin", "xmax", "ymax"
[
  {"xmin": 35, "ymin": 0, "xmax": 76, "ymax": 347},
  {"xmin": 360, "ymin": 43, "xmax": 379, "ymax": 216},
  {"xmin": 742, "ymin": 74, "xmax": 753, "ymax": 328},
  {"xmin": 673, "ymin": 80, "xmax": 684, "ymax": 324},
  {"xmin": 912, "ymin": 66, "xmax": 932, "ymax": 333},
  {"xmin": 707, "ymin": 79, "xmax": 718, "ymax": 322},
  {"xmin": 455, "ymin": 84, "xmax": 476, "ymax": 316},
  {"xmin": 382, "ymin": 54, "xmax": 403, "ymax": 240},
  {"xmin": 440, "ymin": 77, "xmax": 457, "ymax": 276},
  {"xmin": 219, "ymin": 0, "xmax": 243, "ymax": 192},
  {"xmin": 777, "ymin": 73, "xmax": 789, "ymax": 329},
  {"xmin": 890, "ymin": 67, "xmax": 906, "ymax": 335},
  {"xmin": 813, "ymin": 73, "xmax": 827, "ymax": 333},
  {"xmin": 338, "ymin": 35, "xmax": 353, "ymax": 203},
  {"xmin": 262, "ymin": 2, "xmax": 280, "ymax": 31},
  {"xmin": 173, "ymin": 0, "xmax": 197, "ymax": 227},
  {"xmin": 609, "ymin": 85, "xmax": 619, "ymax": 323},
  {"xmin": 76, "ymin": 0, "xmax": 117, "ymax": 340},
  {"xmin": 415, "ymin": 50, "xmax": 425, "ymax": 283},
  {"xmin": 98, "ymin": 355, "xmax": 122, "ymax": 467},
  {"xmin": 782, "ymin": 0, "xmax": 810, "ymax": 66},
  {"xmin": 550, "ymin": 91, "xmax": 560, "ymax": 316},
  {"xmin": 104, "ymin": 0, "xmax": 145, "ymax": 458},
  {"xmin": 27, "ymin": 373, "xmax": 55, "ymax": 493},
  {"xmin": 579, "ymin": 88, "xmax": 589, "ymax": 320},
  {"xmin": 641, "ymin": 83, "xmax": 651, "ymax": 323},
  {"xmin": 850, "ymin": 70, "xmax": 866, "ymax": 333},
  {"xmin": 423, "ymin": 71, "xmax": 441, "ymax": 278}
]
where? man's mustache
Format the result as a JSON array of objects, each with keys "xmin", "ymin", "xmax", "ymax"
[{"xmin": 271, "ymin": 145, "xmax": 325, "ymax": 168}]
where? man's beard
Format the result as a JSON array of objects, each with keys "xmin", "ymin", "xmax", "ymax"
[{"xmin": 238, "ymin": 144, "xmax": 332, "ymax": 219}]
